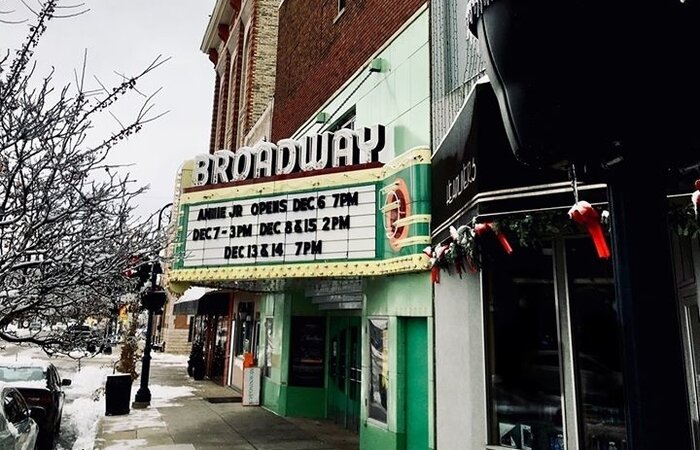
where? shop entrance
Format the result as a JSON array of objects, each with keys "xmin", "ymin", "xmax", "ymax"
[
  {"xmin": 405, "ymin": 317, "xmax": 429, "ymax": 450},
  {"xmin": 673, "ymin": 234, "xmax": 700, "ymax": 448},
  {"xmin": 328, "ymin": 316, "xmax": 361, "ymax": 433},
  {"xmin": 485, "ymin": 237, "xmax": 627, "ymax": 450}
]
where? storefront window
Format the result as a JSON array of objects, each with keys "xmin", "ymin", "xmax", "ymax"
[
  {"xmin": 187, "ymin": 316, "xmax": 194, "ymax": 343},
  {"xmin": 368, "ymin": 318, "xmax": 389, "ymax": 424},
  {"xmin": 485, "ymin": 245, "xmax": 563, "ymax": 449},
  {"xmin": 234, "ymin": 302, "xmax": 254, "ymax": 357},
  {"xmin": 289, "ymin": 316, "xmax": 325, "ymax": 387},
  {"xmin": 211, "ymin": 315, "xmax": 227, "ymax": 383},
  {"xmin": 485, "ymin": 238, "xmax": 627, "ymax": 450},
  {"xmin": 566, "ymin": 239, "xmax": 627, "ymax": 449}
]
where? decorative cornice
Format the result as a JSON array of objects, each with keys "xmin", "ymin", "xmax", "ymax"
[
  {"xmin": 168, "ymin": 254, "xmax": 430, "ymax": 282},
  {"xmin": 201, "ymin": 0, "xmax": 237, "ymax": 54},
  {"xmin": 208, "ymin": 48, "xmax": 219, "ymax": 66}
]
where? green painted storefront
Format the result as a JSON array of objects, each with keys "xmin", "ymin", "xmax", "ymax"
[{"xmin": 258, "ymin": 272, "xmax": 434, "ymax": 450}]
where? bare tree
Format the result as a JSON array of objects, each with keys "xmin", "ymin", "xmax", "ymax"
[{"xmin": 0, "ymin": 0, "xmax": 170, "ymax": 352}]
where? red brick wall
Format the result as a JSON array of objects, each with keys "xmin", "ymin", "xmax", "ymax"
[
  {"xmin": 174, "ymin": 315, "xmax": 189, "ymax": 330},
  {"xmin": 216, "ymin": 51, "xmax": 231, "ymax": 150},
  {"xmin": 228, "ymin": 26, "xmax": 245, "ymax": 150},
  {"xmin": 209, "ymin": 72, "xmax": 220, "ymax": 154},
  {"xmin": 272, "ymin": 0, "xmax": 426, "ymax": 141}
]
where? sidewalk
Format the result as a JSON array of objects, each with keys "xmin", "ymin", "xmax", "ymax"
[{"xmin": 94, "ymin": 354, "xmax": 359, "ymax": 450}]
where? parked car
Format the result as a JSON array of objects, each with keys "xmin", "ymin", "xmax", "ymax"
[
  {"xmin": 64, "ymin": 324, "xmax": 101, "ymax": 353},
  {"xmin": 0, "ymin": 362, "xmax": 71, "ymax": 449},
  {"xmin": 0, "ymin": 387, "xmax": 39, "ymax": 450}
]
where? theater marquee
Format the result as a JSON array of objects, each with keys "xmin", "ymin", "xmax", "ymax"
[
  {"xmin": 183, "ymin": 185, "xmax": 377, "ymax": 267},
  {"xmin": 168, "ymin": 141, "xmax": 433, "ymax": 283}
]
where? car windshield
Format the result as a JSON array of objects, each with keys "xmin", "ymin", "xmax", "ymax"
[{"xmin": 0, "ymin": 366, "xmax": 45, "ymax": 382}]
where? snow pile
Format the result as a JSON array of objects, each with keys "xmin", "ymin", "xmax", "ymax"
[{"xmin": 61, "ymin": 365, "xmax": 112, "ymax": 450}]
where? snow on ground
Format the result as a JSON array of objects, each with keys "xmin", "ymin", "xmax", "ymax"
[
  {"xmin": 106, "ymin": 443, "xmax": 195, "ymax": 450},
  {"xmin": 4, "ymin": 346, "xmax": 195, "ymax": 449},
  {"xmin": 60, "ymin": 364, "xmax": 112, "ymax": 450},
  {"xmin": 150, "ymin": 352, "xmax": 188, "ymax": 366},
  {"xmin": 149, "ymin": 384, "xmax": 195, "ymax": 408},
  {"xmin": 101, "ymin": 382, "xmax": 195, "ymax": 433},
  {"xmin": 2, "ymin": 344, "xmax": 114, "ymax": 450},
  {"xmin": 0, "ymin": 343, "xmax": 46, "ymax": 363},
  {"xmin": 102, "ymin": 439, "xmax": 149, "ymax": 450},
  {"xmin": 101, "ymin": 406, "xmax": 164, "ymax": 433}
]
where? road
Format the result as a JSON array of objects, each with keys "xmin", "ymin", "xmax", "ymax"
[{"xmin": 0, "ymin": 342, "xmax": 123, "ymax": 450}]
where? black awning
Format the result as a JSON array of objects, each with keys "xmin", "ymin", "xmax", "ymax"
[
  {"xmin": 197, "ymin": 290, "xmax": 231, "ymax": 315},
  {"xmin": 431, "ymin": 77, "xmax": 596, "ymax": 242},
  {"xmin": 172, "ymin": 299, "xmax": 199, "ymax": 315},
  {"xmin": 172, "ymin": 290, "xmax": 231, "ymax": 316}
]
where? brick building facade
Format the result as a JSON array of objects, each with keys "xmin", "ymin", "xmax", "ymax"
[
  {"xmin": 272, "ymin": 0, "xmax": 425, "ymax": 141},
  {"xmin": 169, "ymin": 1, "xmax": 434, "ymax": 448},
  {"xmin": 202, "ymin": 0, "xmax": 279, "ymax": 152}
]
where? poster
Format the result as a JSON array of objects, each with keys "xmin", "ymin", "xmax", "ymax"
[{"xmin": 368, "ymin": 318, "xmax": 388, "ymax": 423}]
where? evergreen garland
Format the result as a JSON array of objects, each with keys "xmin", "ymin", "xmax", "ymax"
[{"xmin": 427, "ymin": 203, "xmax": 698, "ymax": 277}]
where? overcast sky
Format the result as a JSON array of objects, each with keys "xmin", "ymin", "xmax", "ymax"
[{"xmin": 0, "ymin": 0, "xmax": 217, "ymax": 219}]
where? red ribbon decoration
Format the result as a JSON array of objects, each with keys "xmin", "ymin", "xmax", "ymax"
[
  {"xmin": 568, "ymin": 201, "xmax": 611, "ymax": 259},
  {"xmin": 467, "ymin": 256, "xmax": 478, "ymax": 273},
  {"xmin": 431, "ymin": 266, "xmax": 441, "ymax": 284},
  {"xmin": 474, "ymin": 222, "xmax": 513, "ymax": 254},
  {"xmin": 693, "ymin": 179, "xmax": 700, "ymax": 219}
]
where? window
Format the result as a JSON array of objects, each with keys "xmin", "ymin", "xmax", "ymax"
[
  {"xmin": 3, "ymin": 390, "xmax": 28, "ymax": 424},
  {"xmin": 289, "ymin": 316, "xmax": 325, "ymax": 387},
  {"xmin": 211, "ymin": 315, "xmax": 228, "ymax": 382},
  {"xmin": 234, "ymin": 302, "xmax": 254, "ymax": 357},
  {"xmin": 237, "ymin": 27, "xmax": 253, "ymax": 148},
  {"xmin": 368, "ymin": 318, "xmax": 388, "ymax": 423},
  {"xmin": 327, "ymin": 107, "xmax": 356, "ymax": 133},
  {"xmin": 187, "ymin": 317, "xmax": 194, "ymax": 343},
  {"xmin": 566, "ymin": 239, "xmax": 626, "ymax": 449},
  {"xmin": 484, "ymin": 238, "xmax": 627, "ymax": 450},
  {"xmin": 485, "ymin": 245, "xmax": 561, "ymax": 449}
]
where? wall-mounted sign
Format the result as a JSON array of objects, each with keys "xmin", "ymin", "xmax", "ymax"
[
  {"xmin": 192, "ymin": 125, "xmax": 386, "ymax": 187},
  {"xmin": 242, "ymin": 366, "xmax": 261, "ymax": 406},
  {"xmin": 182, "ymin": 185, "xmax": 376, "ymax": 267}
]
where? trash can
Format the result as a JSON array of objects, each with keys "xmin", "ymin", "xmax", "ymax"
[{"xmin": 105, "ymin": 374, "xmax": 132, "ymax": 416}]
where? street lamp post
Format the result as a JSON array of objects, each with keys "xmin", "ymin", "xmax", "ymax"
[{"xmin": 133, "ymin": 202, "xmax": 173, "ymax": 409}]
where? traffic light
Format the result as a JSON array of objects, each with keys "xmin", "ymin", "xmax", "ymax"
[{"xmin": 124, "ymin": 255, "xmax": 162, "ymax": 289}]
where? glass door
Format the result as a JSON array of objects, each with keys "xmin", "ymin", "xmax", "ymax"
[
  {"xmin": 485, "ymin": 237, "xmax": 628, "ymax": 450},
  {"xmin": 327, "ymin": 316, "xmax": 361, "ymax": 433},
  {"xmin": 681, "ymin": 303, "xmax": 700, "ymax": 448},
  {"xmin": 674, "ymin": 234, "xmax": 700, "ymax": 449},
  {"xmin": 485, "ymin": 244, "xmax": 564, "ymax": 450},
  {"xmin": 563, "ymin": 239, "xmax": 626, "ymax": 450}
]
